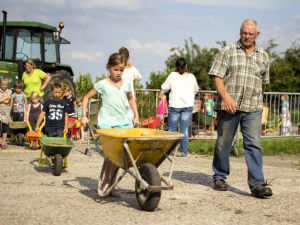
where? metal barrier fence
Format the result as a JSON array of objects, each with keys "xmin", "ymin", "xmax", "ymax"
[{"xmin": 135, "ymin": 89, "xmax": 300, "ymax": 139}]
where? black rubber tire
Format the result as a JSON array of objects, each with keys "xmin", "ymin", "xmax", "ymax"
[
  {"xmin": 32, "ymin": 141, "xmax": 37, "ymax": 150},
  {"xmin": 17, "ymin": 133, "xmax": 24, "ymax": 146},
  {"xmin": 53, "ymin": 154, "xmax": 63, "ymax": 176},
  {"xmin": 135, "ymin": 163, "xmax": 161, "ymax": 211},
  {"xmin": 44, "ymin": 70, "xmax": 75, "ymax": 101}
]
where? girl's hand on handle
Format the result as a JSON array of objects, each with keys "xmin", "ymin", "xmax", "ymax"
[
  {"xmin": 133, "ymin": 117, "xmax": 140, "ymax": 127},
  {"xmin": 81, "ymin": 115, "xmax": 89, "ymax": 128}
]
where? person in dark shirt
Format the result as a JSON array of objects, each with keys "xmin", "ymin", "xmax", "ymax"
[
  {"xmin": 63, "ymin": 84, "xmax": 76, "ymax": 118},
  {"xmin": 35, "ymin": 81, "xmax": 68, "ymax": 137}
]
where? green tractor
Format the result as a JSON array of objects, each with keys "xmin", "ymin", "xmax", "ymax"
[{"xmin": 0, "ymin": 10, "xmax": 75, "ymax": 98}]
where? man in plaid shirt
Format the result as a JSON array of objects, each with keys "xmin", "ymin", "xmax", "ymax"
[{"xmin": 209, "ymin": 19, "xmax": 272, "ymax": 198}]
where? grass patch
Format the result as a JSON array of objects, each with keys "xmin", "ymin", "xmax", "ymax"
[
  {"xmin": 261, "ymin": 138, "xmax": 300, "ymax": 155},
  {"xmin": 188, "ymin": 137, "xmax": 300, "ymax": 156}
]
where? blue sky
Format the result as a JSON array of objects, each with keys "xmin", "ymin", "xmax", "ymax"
[{"xmin": 2, "ymin": 0, "xmax": 300, "ymax": 85}]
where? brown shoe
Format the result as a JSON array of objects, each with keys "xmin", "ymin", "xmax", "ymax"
[{"xmin": 251, "ymin": 184, "xmax": 273, "ymax": 198}]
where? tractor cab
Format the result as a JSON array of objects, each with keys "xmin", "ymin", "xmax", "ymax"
[{"xmin": 0, "ymin": 11, "xmax": 74, "ymax": 92}]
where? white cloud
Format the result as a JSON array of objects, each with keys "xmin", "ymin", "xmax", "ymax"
[
  {"xmin": 70, "ymin": 50, "xmax": 103, "ymax": 62},
  {"xmin": 127, "ymin": 39, "xmax": 173, "ymax": 56},
  {"xmin": 2, "ymin": 0, "xmax": 66, "ymax": 7},
  {"xmin": 71, "ymin": 0, "xmax": 140, "ymax": 10},
  {"xmin": 173, "ymin": 0, "xmax": 293, "ymax": 10}
]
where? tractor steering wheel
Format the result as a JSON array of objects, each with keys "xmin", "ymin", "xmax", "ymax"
[{"xmin": 16, "ymin": 52, "xmax": 29, "ymax": 60}]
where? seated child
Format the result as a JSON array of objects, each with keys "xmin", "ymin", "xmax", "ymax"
[
  {"xmin": 26, "ymin": 91, "xmax": 43, "ymax": 131},
  {"xmin": 0, "ymin": 78, "xmax": 12, "ymax": 149},
  {"xmin": 35, "ymin": 82, "xmax": 68, "ymax": 137},
  {"xmin": 11, "ymin": 81, "xmax": 27, "ymax": 122}
]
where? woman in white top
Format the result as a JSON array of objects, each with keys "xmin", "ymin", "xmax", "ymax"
[
  {"xmin": 161, "ymin": 57, "xmax": 199, "ymax": 157},
  {"xmin": 119, "ymin": 47, "xmax": 142, "ymax": 127}
]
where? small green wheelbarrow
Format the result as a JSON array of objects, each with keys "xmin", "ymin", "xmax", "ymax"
[
  {"xmin": 39, "ymin": 136, "xmax": 74, "ymax": 176},
  {"xmin": 9, "ymin": 121, "xmax": 28, "ymax": 146}
]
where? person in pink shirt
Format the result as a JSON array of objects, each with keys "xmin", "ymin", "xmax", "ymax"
[{"xmin": 156, "ymin": 91, "xmax": 168, "ymax": 130}]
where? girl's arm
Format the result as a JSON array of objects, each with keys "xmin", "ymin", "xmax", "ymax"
[
  {"xmin": 164, "ymin": 99, "xmax": 168, "ymax": 115},
  {"xmin": 9, "ymin": 95, "xmax": 13, "ymax": 111},
  {"xmin": 24, "ymin": 95, "xmax": 28, "ymax": 111},
  {"xmin": 26, "ymin": 104, "xmax": 31, "ymax": 123},
  {"xmin": 35, "ymin": 111, "xmax": 45, "ymax": 131},
  {"xmin": 0, "ymin": 94, "xmax": 11, "ymax": 104},
  {"xmin": 23, "ymin": 96, "xmax": 28, "ymax": 121},
  {"xmin": 127, "ymin": 92, "xmax": 139, "ymax": 125},
  {"xmin": 41, "ymin": 73, "xmax": 51, "ymax": 91},
  {"xmin": 74, "ymin": 100, "xmax": 77, "ymax": 118},
  {"xmin": 81, "ymin": 88, "xmax": 97, "ymax": 126},
  {"xmin": 64, "ymin": 113, "xmax": 68, "ymax": 135}
]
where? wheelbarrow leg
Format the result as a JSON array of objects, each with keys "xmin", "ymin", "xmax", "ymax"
[
  {"xmin": 63, "ymin": 156, "xmax": 68, "ymax": 168},
  {"xmin": 38, "ymin": 149, "xmax": 47, "ymax": 167}
]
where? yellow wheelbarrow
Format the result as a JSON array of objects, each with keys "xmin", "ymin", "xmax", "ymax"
[
  {"xmin": 95, "ymin": 128, "xmax": 183, "ymax": 211},
  {"xmin": 26, "ymin": 122, "xmax": 44, "ymax": 150}
]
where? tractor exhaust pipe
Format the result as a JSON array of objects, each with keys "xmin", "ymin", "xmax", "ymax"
[{"xmin": 1, "ymin": 10, "xmax": 7, "ymax": 61}]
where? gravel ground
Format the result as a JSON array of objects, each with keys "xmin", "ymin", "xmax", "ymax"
[{"xmin": 0, "ymin": 141, "xmax": 299, "ymax": 225}]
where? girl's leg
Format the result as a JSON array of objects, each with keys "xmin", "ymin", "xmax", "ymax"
[
  {"xmin": 80, "ymin": 126, "xmax": 85, "ymax": 140},
  {"xmin": 98, "ymin": 158, "xmax": 119, "ymax": 197},
  {"xmin": 2, "ymin": 133, "xmax": 7, "ymax": 148}
]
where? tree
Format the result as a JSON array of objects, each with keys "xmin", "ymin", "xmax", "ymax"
[
  {"xmin": 146, "ymin": 71, "xmax": 169, "ymax": 89},
  {"xmin": 268, "ymin": 42, "xmax": 300, "ymax": 92},
  {"xmin": 146, "ymin": 38, "xmax": 219, "ymax": 90},
  {"xmin": 74, "ymin": 72, "xmax": 94, "ymax": 97}
]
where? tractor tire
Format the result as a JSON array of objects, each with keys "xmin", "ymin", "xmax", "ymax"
[
  {"xmin": 135, "ymin": 163, "xmax": 161, "ymax": 211},
  {"xmin": 53, "ymin": 154, "xmax": 63, "ymax": 176},
  {"xmin": 44, "ymin": 70, "xmax": 75, "ymax": 101}
]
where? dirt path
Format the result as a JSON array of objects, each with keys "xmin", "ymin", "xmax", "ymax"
[{"xmin": 0, "ymin": 142, "xmax": 299, "ymax": 225}]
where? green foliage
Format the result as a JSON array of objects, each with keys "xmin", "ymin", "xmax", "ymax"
[
  {"xmin": 165, "ymin": 38, "xmax": 219, "ymax": 90},
  {"xmin": 146, "ymin": 38, "xmax": 219, "ymax": 90},
  {"xmin": 267, "ymin": 41, "xmax": 300, "ymax": 92},
  {"xmin": 74, "ymin": 72, "xmax": 93, "ymax": 97},
  {"xmin": 146, "ymin": 71, "xmax": 169, "ymax": 89},
  {"xmin": 188, "ymin": 138, "xmax": 300, "ymax": 155},
  {"xmin": 146, "ymin": 37, "xmax": 300, "ymax": 92}
]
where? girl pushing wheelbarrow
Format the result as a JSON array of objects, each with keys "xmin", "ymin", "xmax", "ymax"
[
  {"xmin": 81, "ymin": 53, "xmax": 183, "ymax": 211},
  {"xmin": 26, "ymin": 91, "xmax": 43, "ymax": 150},
  {"xmin": 81, "ymin": 52, "xmax": 139, "ymax": 197}
]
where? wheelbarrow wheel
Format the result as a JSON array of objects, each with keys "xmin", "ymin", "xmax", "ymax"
[
  {"xmin": 32, "ymin": 141, "xmax": 37, "ymax": 150},
  {"xmin": 53, "ymin": 154, "xmax": 62, "ymax": 176},
  {"xmin": 135, "ymin": 163, "xmax": 161, "ymax": 211},
  {"xmin": 17, "ymin": 133, "xmax": 24, "ymax": 146}
]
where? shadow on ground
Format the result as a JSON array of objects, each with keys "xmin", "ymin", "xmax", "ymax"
[
  {"xmin": 165, "ymin": 170, "xmax": 249, "ymax": 196},
  {"xmin": 62, "ymin": 176, "xmax": 141, "ymax": 210}
]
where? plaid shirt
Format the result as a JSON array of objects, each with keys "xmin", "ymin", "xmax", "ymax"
[
  {"xmin": 209, "ymin": 41, "xmax": 269, "ymax": 112},
  {"xmin": 0, "ymin": 88, "xmax": 12, "ymax": 124}
]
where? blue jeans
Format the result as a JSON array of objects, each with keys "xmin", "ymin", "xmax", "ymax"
[
  {"xmin": 212, "ymin": 110, "xmax": 265, "ymax": 189},
  {"xmin": 168, "ymin": 107, "xmax": 193, "ymax": 156}
]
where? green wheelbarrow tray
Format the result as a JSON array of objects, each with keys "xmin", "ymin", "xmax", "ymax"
[{"xmin": 40, "ymin": 136, "xmax": 74, "ymax": 157}]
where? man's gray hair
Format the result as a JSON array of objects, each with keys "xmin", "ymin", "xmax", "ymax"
[{"xmin": 240, "ymin": 19, "xmax": 260, "ymax": 32}]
